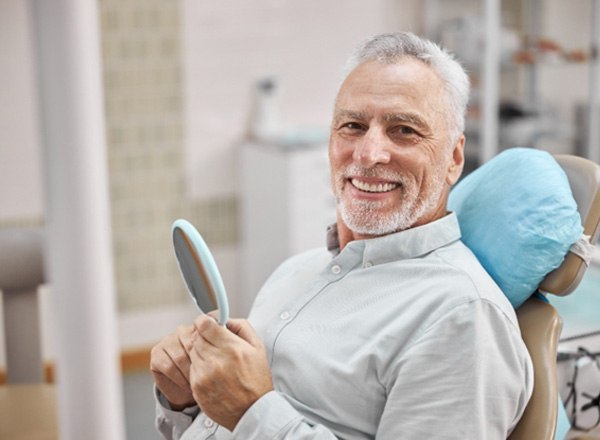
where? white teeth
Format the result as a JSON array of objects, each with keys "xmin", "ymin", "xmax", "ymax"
[{"xmin": 351, "ymin": 178, "xmax": 398, "ymax": 193}]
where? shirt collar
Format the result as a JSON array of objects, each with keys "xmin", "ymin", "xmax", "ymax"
[{"xmin": 326, "ymin": 212, "xmax": 462, "ymax": 266}]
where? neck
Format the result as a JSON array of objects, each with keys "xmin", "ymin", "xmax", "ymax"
[
  {"xmin": 336, "ymin": 207, "xmax": 451, "ymax": 251},
  {"xmin": 336, "ymin": 219, "xmax": 372, "ymax": 251}
]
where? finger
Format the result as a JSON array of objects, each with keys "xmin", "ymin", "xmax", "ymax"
[
  {"xmin": 152, "ymin": 325, "xmax": 195, "ymax": 386},
  {"xmin": 206, "ymin": 310, "xmax": 220, "ymax": 321},
  {"xmin": 187, "ymin": 342, "xmax": 203, "ymax": 365},
  {"xmin": 185, "ymin": 322, "xmax": 224, "ymax": 363},
  {"xmin": 193, "ymin": 314, "xmax": 227, "ymax": 348},
  {"xmin": 151, "ymin": 370, "xmax": 195, "ymax": 410},
  {"xmin": 152, "ymin": 369, "xmax": 184, "ymax": 393},
  {"xmin": 179, "ymin": 328, "xmax": 195, "ymax": 353},
  {"xmin": 181, "ymin": 327, "xmax": 209, "ymax": 362},
  {"xmin": 187, "ymin": 342, "xmax": 210, "ymax": 387},
  {"xmin": 150, "ymin": 345, "xmax": 190, "ymax": 390},
  {"xmin": 226, "ymin": 318, "xmax": 263, "ymax": 348},
  {"xmin": 163, "ymin": 347, "xmax": 191, "ymax": 387},
  {"xmin": 170, "ymin": 328, "xmax": 195, "ymax": 381}
]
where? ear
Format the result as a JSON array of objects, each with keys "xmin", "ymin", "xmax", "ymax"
[{"xmin": 445, "ymin": 134, "xmax": 465, "ymax": 186}]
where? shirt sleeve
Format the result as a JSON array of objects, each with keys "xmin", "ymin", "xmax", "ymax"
[
  {"xmin": 152, "ymin": 377, "xmax": 341, "ymax": 439},
  {"xmin": 232, "ymin": 391, "xmax": 341, "ymax": 439},
  {"xmin": 375, "ymin": 299, "xmax": 533, "ymax": 439},
  {"xmin": 154, "ymin": 386, "xmax": 200, "ymax": 440}
]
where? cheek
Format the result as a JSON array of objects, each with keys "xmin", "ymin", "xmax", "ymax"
[
  {"xmin": 328, "ymin": 139, "xmax": 351, "ymax": 173},
  {"xmin": 388, "ymin": 150, "xmax": 425, "ymax": 177},
  {"xmin": 328, "ymin": 146, "xmax": 342, "ymax": 193}
]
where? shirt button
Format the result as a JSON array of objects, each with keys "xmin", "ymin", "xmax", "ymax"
[
  {"xmin": 204, "ymin": 419, "xmax": 214, "ymax": 428},
  {"xmin": 280, "ymin": 311, "xmax": 290, "ymax": 320},
  {"xmin": 331, "ymin": 264, "xmax": 341, "ymax": 274},
  {"xmin": 364, "ymin": 261, "xmax": 373, "ymax": 268}
]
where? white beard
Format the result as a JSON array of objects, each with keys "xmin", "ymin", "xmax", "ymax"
[{"xmin": 334, "ymin": 164, "xmax": 447, "ymax": 235}]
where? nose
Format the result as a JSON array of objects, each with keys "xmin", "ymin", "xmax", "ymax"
[{"xmin": 352, "ymin": 127, "xmax": 391, "ymax": 167}]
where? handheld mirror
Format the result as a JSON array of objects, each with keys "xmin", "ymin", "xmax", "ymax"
[{"xmin": 172, "ymin": 219, "xmax": 229, "ymax": 325}]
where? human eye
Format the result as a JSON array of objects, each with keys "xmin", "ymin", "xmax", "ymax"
[
  {"xmin": 337, "ymin": 121, "xmax": 366, "ymax": 135},
  {"xmin": 389, "ymin": 124, "xmax": 421, "ymax": 141},
  {"xmin": 398, "ymin": 125, "xmax": 417, "ymax": 135}
]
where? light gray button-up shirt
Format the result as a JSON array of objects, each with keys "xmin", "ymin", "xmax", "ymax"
[{"xmin": 156, "ymin": 213, "xmax": 533, "ymax": 439}]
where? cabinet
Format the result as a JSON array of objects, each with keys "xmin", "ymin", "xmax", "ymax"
[{"xmin": 239, "ymin": 141, "xmax": 336, "ymax": 312}]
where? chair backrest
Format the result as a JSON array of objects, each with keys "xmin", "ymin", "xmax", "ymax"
[
  {"xmin": 508, "ymin": 154, "xmax": 600, "ymax": 440},
  {"xmin": 0, "ymin": 228, "xmax": 46, "ymax": 383},
  {"xmin": 509, "ymin": 296, "xmax": 563, "ymax": 440}
]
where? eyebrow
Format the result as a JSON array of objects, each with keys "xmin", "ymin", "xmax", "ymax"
[
  {"xmin": 333, "ymin": 110, "xmax": 369, "ymax": 124},
  {"xmin": 334, "ymin": 109, "xmax": 430, "ymax": 131},
  {"xmin": 383, "ymin": 112, "xmax": 429, "ymax": 130}
]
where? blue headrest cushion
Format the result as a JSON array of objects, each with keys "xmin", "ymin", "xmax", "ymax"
[{"xmin": 448, "ymin": 148, "xmax": 583, "ymax": 308}]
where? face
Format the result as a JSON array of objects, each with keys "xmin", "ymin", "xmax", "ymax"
[{"xmin": 329, "ymin": 59, "xmax": 464, "ymax": 239}]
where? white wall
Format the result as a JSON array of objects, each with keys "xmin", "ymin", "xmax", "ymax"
[
  {"xmin": 181, "ymin": 0, "xmax": 422, "ymax": 199},
  {"xmin": 0, "ymin": 0, "xmax": 43, "ymax": 220}
]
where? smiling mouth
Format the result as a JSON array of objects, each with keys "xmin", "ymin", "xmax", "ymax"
[{"xmin": 350, "ymin": 178, "xmax": 399, "ymax": 193}]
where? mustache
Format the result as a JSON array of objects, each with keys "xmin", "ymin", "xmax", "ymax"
[{"xmin": 339, "ymin": 165, "xmax": 406, "ymax": 183}]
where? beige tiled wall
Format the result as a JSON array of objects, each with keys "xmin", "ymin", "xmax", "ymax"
[
  {"xmin": 1, "ymin": 0, "xmax": 240, "ymax": 313},
  {"xmin": 99, "ymin": 0, "xmax": 237, "ymax": 311}
]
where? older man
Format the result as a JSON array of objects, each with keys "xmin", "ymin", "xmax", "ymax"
[{"xmin": 151, "ymin": 32, "xmax": 533, "ymax": 439}]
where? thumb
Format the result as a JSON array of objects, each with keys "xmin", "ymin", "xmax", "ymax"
[{"xmin": 226, "ymin": 319, "xmax": 262, "ymax": 347}]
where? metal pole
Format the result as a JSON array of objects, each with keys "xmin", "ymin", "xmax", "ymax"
[
  {"xmin": 589, "ymin": 0, "xmax": 600, "ymax": 163},
  {"xmin": 30, "ymin": 0, "xmax": 125, "ymax": 438},
  {"xmin": 424, "ymin": 0, "xmax": 440, "ymax": 41},
  {"xmin": 480, "ymin": 0, "xmax": 501, "ymax": 164},
  {"xmin": 526, "ymin": 0, "xmax": 541, "ymax": 112}
]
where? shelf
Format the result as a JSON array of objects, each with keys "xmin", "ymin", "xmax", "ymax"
[{"xmin": 428, "ymin": 0, "xmax": 600, "ymax": 164}]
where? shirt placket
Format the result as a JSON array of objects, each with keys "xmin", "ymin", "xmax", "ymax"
[{"xmin": 268, "ymin": 250, "xmax": 360, "ymax": 364}]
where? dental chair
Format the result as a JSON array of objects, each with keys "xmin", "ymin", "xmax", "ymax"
[
  {"xmin": 508, "ymin": 155, "xmax": 600, "ymax": 440},
  {"xmin": 449, "ymin": 149, "xmax": 600, "ymax": 440}
]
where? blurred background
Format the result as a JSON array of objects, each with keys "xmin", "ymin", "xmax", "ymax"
[{"xmin": 1, "ymin": 0, "xmax": 599, "ymax": 438}]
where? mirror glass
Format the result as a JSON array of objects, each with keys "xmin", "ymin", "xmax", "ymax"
[{"xmin": 172, "ymin": 219, "xmax": 229, "ymax": 325}]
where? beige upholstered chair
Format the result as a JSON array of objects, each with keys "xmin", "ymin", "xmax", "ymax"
[{"xmin": 509, "ymin": 155, "xmax": 600, "ymax": 440}]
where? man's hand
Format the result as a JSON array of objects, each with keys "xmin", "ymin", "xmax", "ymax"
[
  {"xmin": 150, "ymin": 324, "xmax": 197, "ymax": 411},
  {"xmin": 185, "ymin": 315, "xmax": 274, "ymax": 431}
]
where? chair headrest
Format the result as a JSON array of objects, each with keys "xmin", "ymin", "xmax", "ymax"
[
  {"xmin": 448, "ymin": 148, "xmax": 595, "ymax": 308},
  {"xmin": 539, "ymin": 154, "xmax": 600, "ymax": 296}
]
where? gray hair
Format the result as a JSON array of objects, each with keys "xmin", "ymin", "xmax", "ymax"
[{"xmin": 342, "ymin": 32, "xmax": 470, "ymax": 141}]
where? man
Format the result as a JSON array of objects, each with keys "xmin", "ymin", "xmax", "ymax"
[{"xmin": 151, "ymin": 32, "xmax": 533, "ymax": 439}]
